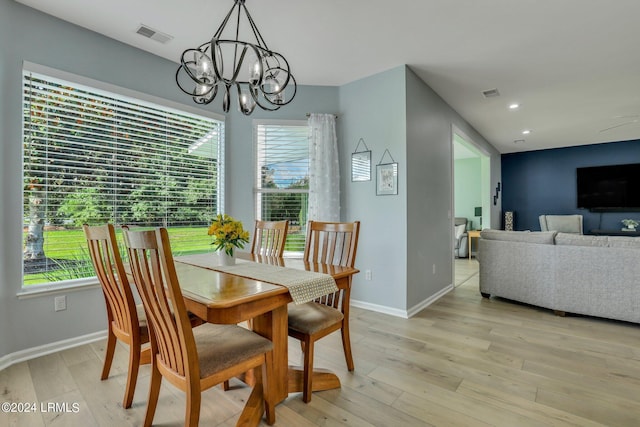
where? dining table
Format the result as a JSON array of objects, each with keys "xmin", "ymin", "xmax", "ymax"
[{"xmin": 169, "ymin": 251, "xmax": 360, "ymax": 408}]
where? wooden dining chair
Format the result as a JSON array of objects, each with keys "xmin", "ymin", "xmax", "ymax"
[
  {"xmin": 123, "ymin": 227, "xmax": 275, "ymax": 427},
  {"xmin": 287, "ymin": 220, "xmax": 360, "ymax": 402},
  {"xmin": 250, "ymin": 220, "xmax": 289, "ymax": 257},
  {"xmin": 83, "ymin": 224, "xmax": 151, "ymax": 409}
]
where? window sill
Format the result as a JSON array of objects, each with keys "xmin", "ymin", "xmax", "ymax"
[{"xmin": 17, "ymin": 278, "xmax": 101, "ymax": 300}]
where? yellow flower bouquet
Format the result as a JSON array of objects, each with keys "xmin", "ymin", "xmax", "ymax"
[{"xmin": 207, "ymin": 214, "xmax": 250, "ymax": 256}]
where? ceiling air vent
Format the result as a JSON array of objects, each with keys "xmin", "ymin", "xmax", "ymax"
[
  {"xmin": 136, "ymin": 24, "xmax": 173, "ymax": 44},
  {"xmin": 482, "ymin": 88, "xmax": 500, "ymax": 98}
]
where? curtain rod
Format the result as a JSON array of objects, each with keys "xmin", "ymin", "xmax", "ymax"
[{"xmin": 306, "ymin": 113, "xmax": 338, "ymax": 118}]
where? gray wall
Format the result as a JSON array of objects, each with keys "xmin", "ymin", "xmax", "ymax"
[
  {"xmin": 407, "ymin": 67, "xmax": 500, "ymax": 312},
  {"xmin": 405, "ymin": 67, "xmax": 501, "ymax": 311},
  {"xmin": 338, "ymin": 66, "xmax": 408, "ymax": 313},
  {"xmin": 0, "ymin": 0, "xmax": 338, "ymax": 359},
  {"xmin": 336, "ymin": 66, "xmax": 501, "ymax": 315}
]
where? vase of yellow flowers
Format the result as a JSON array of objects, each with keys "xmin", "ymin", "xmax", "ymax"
[{"xmin": 207, "ymin": 214, "xmax": 250, "ymax": 265}]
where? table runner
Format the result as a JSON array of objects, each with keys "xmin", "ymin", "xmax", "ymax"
[{"xmin": 177, "ymin": 258, "xmax": 338, "ymax": 304}]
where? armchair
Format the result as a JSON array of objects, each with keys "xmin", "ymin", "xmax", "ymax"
[
  {"xmin": 539, "ymin": 214, "xmax": 583, "ymax": 234},
  {"xmin": 454, "ymin": 217, "xmax": 469, "ymax": 258}
]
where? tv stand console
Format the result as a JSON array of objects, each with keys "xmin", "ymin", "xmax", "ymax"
[{"xmin": 589, "ymin": 229, "xmax": 640, "ymax": 237}]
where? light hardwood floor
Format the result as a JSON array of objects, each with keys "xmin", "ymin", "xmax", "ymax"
[{"xmin": 3, "ymin": 259, "xmax": 640, "ymax": 426}]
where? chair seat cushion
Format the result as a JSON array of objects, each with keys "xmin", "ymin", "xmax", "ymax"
[
  {"xmin": 136, "ymin": 303, "xmax": 204, "ymax": 330},
  {"xmin": 194, "ymin": 324, "xmax": 273, "ymax": 379},
  {"xmin": 287, "ymin": 302, "xmax": 344, "ymax": 335}
]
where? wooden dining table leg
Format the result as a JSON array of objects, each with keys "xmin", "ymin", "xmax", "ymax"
[{"xmin": 252, "ymin": 304, "xmax": 288, "ymax": 404}]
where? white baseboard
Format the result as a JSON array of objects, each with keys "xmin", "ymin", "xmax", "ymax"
[
  {"xmin": 352, "ymin": 283, "xmax": 453, "ymax": 319},
  {"xmin": 351, "ymin": 300, "xmax": 410, "ymax": 318},
  {"xmin": 406, "ymin": 284, "xmax": 453, "ymax": 318},
  {"xmin": 0, "ymin": 330, "xmax": 107, "ymax": 371}
]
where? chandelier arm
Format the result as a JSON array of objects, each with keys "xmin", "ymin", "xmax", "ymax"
[
  {"xmin": 179, "ymin": 50, "xmax": 208, "ymax": 84},
  {"xmin": 236, "ymin": 83, "xmax": 256, "ymax": 115},
  {"xmin": 277, "ymin": 73, "xmax": 297, "ymax": 105},
  {"xmin": 176, "ymin": 61, "xmax": 211, "ymax": 94},
  {"xmin": 193, "ymin": 85, "xmax": 218, "ymax": 105},
  {"xmin": 213, "ymin": 1, "xmax": 237, "ymax": 39},
  {"xmin": 175, "ymin": 65, "xmax": 218, "ymax": 103},
  {"xmin": 251, "ymin": 91, "xmax": 282, "ymax": 111},
  {"xmin": 259, "ymin": 73, "xmax": 297, "ymax": 107},
  {"xmin": 209, "ymin": 39, "xmax": 225, "ymax": 83},
  {"xmin": 232, "ymin": 1, "xmax": 242, "ymax": 71},
  {"xmin": 241, "ymin": 2, "xmax": 269, "ymax": 50},
  {"xmin": 175, "ymin": 67, "xmax": 196, "ymax": 96},
  {"xmin": 228, "ymin": 43, "xmax": 248, "ymax": 84},
  {"xmin": 262, "ymin": 58, "xmax": 292, "ymax": 95}
]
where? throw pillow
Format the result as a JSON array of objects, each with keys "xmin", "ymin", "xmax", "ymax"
[
  {"xmin": 608, "ymin": 236, "xmax": 640, "ymax": 249},
  {"xmin": 555, "ymin": 233, "xmax": 609, "ymax": 247},
  {"xmin": 480, "ymin": 230, "xmax": 556, "ymax": 245},
  {"xmin": 454, "ymin": 224, "xmax": 466, "ymax": 240}
]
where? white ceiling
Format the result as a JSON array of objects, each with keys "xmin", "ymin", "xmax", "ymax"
[{"xmin": 16, "ymin": 0, "xmax": 640, "ymax": 154}]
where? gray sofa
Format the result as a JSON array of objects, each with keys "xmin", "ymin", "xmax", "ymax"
[{"xmin": 478, "ymin": 229, "xmax": 640, "ymax": 323}]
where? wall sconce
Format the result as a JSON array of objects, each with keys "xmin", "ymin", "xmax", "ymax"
[{"xmin": 493, "ymin": 182, "xmax": 501, "ymax": 205}]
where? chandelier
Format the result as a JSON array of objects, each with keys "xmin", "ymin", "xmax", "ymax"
[{"xmin": 175, "ymin": 0, "xmax": 296, "ymax": 115}]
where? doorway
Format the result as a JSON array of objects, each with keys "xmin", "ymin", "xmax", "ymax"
[{"xmin": 452, "ymin": 128, "xmax": 491, "ymax": 286}]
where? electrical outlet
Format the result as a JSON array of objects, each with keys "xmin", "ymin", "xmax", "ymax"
[
  {"xmin": 432, "ymin": 264, "xmax": 436, "ymax": 275},
  {"xmin": 365, "ymin": 270, "xmax": 372, "ymax": 280},
  {"xmin": 54, "ymin": 295, "xmax": 66, "ymax": 312}
]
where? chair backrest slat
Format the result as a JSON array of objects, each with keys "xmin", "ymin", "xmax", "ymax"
[
  {"xmin": 303, "ymin": 221, "xmax": 360, "ymax": 268},
  {"xmin": 84, "ymin": 224, "xmax": 136, "ymax": 336},
  {"xmin": 123, "ymin": 227, "xmax": 197, "ymax": 380},
  {"xmin": 303, "ymin": 221, "xmax": 360, "ymax": 312},
  {"xmin": 251, "ymin": 220, "xmax": 289, "ymax": 257}
]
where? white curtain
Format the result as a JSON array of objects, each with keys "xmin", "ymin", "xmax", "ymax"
[{"xmin": 308, "ymin": 113, "xmax": 340, "ymax": 222}]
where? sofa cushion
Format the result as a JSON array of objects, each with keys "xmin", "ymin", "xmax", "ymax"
[
  {"xmin": 555, "ymin": 233, "xmax": 609, "ymax": 247},
  {"xmin": 539, "ymin": 214, "xmax": 583, "ymax": 234},
  {"xmin": 608, "ymin": 236, "xmax": 640, "ymax": 249},
  {"xmin": 480, "ymin": 230, "xmax": 557, "ymax": 244}
]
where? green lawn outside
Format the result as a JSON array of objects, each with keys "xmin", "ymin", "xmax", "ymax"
[
  {"xmin": 23, "ymin": 226, "xmax": 305, "ymax": 286},
  {"xmin": 23, "ymin": 226, "xmax": 212, "ymax": 286}
]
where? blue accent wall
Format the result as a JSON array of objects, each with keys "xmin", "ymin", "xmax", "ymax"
[{"xmin": 502, "ymin": 139, "xmax": 640, "ymax": 233}]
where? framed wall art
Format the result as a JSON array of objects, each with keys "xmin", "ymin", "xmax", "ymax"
[
  {"xmin": 376, "ymin": 149, "xmax": 398, "ymax": 196},
  {"xmin": 351, "ymin": 138, "xmax": 371, "ymax": 182}
]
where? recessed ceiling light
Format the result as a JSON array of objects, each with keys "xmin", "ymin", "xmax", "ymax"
[
  {"xmin": 513, "ymin": 139, "xmax": 525, "ymax": 144},
  {"xmin": 522, "ymin": 130, "xmax": 531, "ymax": 135},
  {"xmin": 509, "ymin": 103, "xmax": 520, "ymax": 110}
]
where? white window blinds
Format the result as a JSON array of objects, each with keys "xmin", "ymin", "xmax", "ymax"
[
  {"xmin": 23, "ymin": 70, "xmax": 224, "ymax": 287},
  {"xmin": 255, "ymin": 121, "xmax": 309, "ymax": 253}
]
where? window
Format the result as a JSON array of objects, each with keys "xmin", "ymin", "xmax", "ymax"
[
  {"xmin": 23, "ymin": 68, "xmax": 224, "ymax": 287},
  {"xmin": 255, "ymin": 120, "xmax": 309, "ymax": 254}
]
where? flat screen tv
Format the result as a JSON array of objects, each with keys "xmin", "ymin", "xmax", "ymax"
[{"xmin": 577, "ymin": 163, "xmax": 640, "ymax": 210}]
